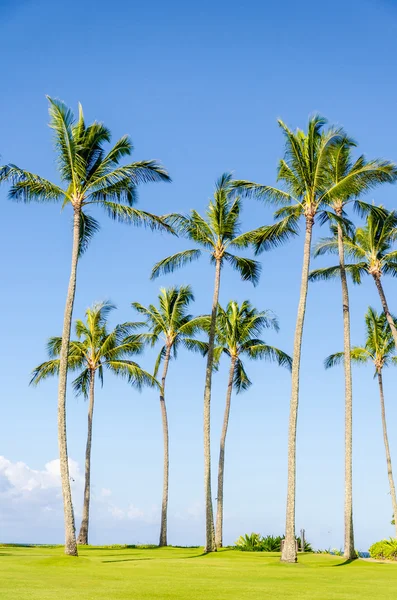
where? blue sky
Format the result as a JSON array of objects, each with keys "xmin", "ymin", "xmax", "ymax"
[{"xmin": 1, "ymin": 0, "xmax": 397, "ymax": 550}]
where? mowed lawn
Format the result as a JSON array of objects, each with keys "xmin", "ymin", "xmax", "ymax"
[{"xmin": 0, "ymin": 545, "xmax": 396, "ymax": 599}]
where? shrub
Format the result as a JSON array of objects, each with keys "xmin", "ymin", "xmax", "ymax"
[
  {"xmin": 369, "ymin": 538, "xmax": 397, "ymax": 561},
  {"xmin": 296, "ymin": 536, "xmax": 313, "ymax": 552},
  {"xmin": 235, "ymin": 533, "xmax": 263, "ymax": 552},
  {"xmin": 235, "ymin": 533, "xmax": 312, "ymax": 552}
]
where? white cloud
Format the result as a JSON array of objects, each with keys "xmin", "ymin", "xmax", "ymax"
[{"xmin": 0, "ymin": 455, "xmax": 205, "ymax": 546}]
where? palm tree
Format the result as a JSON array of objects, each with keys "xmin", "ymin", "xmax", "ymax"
[
  {"xmin": 31, "ymin": 301, "xmax": 157, "ymax": 546},
  {"xmin": 131, "ymin": 286, "xmax": 208, "ymax": 547},
  {"xmin": 151, "ymin": 173, "xmax": 292, "ymax": 551},
  {"xmin": 325, "ymin": 307, "xmax": 397, "ymax": 538},
  {"xmin": 311, "ymin": 209, "xmax": 397, "ymax": 352},
  {"xmin": 233, "ymin": 115, "xmax": 352, "ymax": 562},
  {"xmin": 314, "ymin": 141, "xmax": 397, "ymax": 558},
  {"xmin": 0, "ymin": 98, "xmax": 170, "ymax": 555},
  {"xmin": 213, "ymin": 300, "xmax": 292, "ymax": 548}
]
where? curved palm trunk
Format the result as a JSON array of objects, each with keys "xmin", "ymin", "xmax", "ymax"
[
  {"xmin": 336, "ymin": 219, "xmax": 355, "ymax": 560},
  {"xmin": 203, "ymin": 258, "xmax": 222, "ymax": 552},
  {"xmin": 215, "ymin": 355, "xmax": 236, "ymax": 548},
  {"xmin": 377, "ymin": 370, "xmax": 397, "ymax": 538},
  {"xmin": 373, "ymin": 276, "xmax": 397, "ymax": 350},
  {"xmin": 281, "ymin": 216, "xmax": 313, "ymax": 563},
  {"xmin": 159, "ymin": 344, "xmax": 171, "ymax": 547},
  {"xmin": 58, "ymin": 206, "xmax": 80, "ymax": 556},
  {"xmin": 77, "ymin": 369, "xmax": 95, "ymax": 545}
]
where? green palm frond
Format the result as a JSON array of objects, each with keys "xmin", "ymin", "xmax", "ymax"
[
  {"xmin": 106, "ymin": 360, "xmax": 159, "ymax": 390},
  {"xmin": 2, "ymin": 165, "xmax": 67, "ymax": 203},
  {"xmin": 153, "ymin": 346, "xmax": 167, "ymax": 378},
  {"xmin": 181, "ymin": 338, "xmax": 209, "ymax": 355},
  {"xmin": 233, "ymin": 359, "xmax": 252, "ymax": 393},
  {"xmin": 30, "ymin": 359, "xmax": 61, "ymax": 385},
  {"xmin": 101, "ymin": 202, "xmax": 173, "ymax": 231},
  {"xmin": 79, "ymin": 211, "xmax": 100, "ymax": 256},
  {"xmin": 72, "ymin": 368, "xmax": 91, "ymax": 397},
  {"xmin": 231, "ymin": 181, "xmax": 296, "ymax": 205},
  {"xmin": 241, "ymin": 342, "xmax": 292, "ymax": 370},
  {"xmin": 223, "ymin": 253, "xmax": 261, "ymax": 285},
  {"xmin": 151, "ymin": 249, "xmax": 202, "ymax": 279},
  {"xmin": 252, "ymin": 216, "xmax": 299, "ymax": 255}
]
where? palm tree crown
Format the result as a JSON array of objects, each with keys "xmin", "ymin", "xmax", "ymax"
[
  {"xmin": 31, "ymin": 301, "xmax": 156, "ymax": 391},
  {"xmin": 151, "ymin": 172, "xmax": 293, "ymax": 282},
  {"xmin": 311, "ymin": 209, "xmax": 397, "ymax": 284},
  {"xmin": 1, "ymin": 97, "xmax": 171, "ymax": 244},
  {"xmin": 214, "ymin": 300, "xmax": 292, "ymax": 391},
  {"xmin": 132, "ymin": 285, "xmax": 208, "ymax": 375},
  {"xmin": 325, "ymin": 308, "xmax": 396, "ymax": 374}
]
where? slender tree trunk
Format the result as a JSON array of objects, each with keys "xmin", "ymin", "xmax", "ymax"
[
  {"xmin": 336, "ymin": 218, "xmax": 356, "ymax": 560},
  {"xmin": 58, "ymin": 206, "xmax": 80, "ymax": 556},
  {"xmin": 377, "ymin": 370, "xmax": 397, "ymax": 538},
  {"xmin": 203, "ymin": 258, "xmax": 222, "ymax": 552},
  {"xmin": 281, "ymin": 216, "xmax": 313, "ymax": 563},
  {"xmin": 77, "ymin": 369, "xmax": 95, "ymax": 545},
  {"xmin": 215, "ymin": 355, "xmax": 236, "ymax": 548},
  {"xmin": 373, "ymin": 275, "xmax": 397, "ymax": 350},
  {"xmin": 159, "ymin": 344, "xmax": 171, "ymax": 547}
]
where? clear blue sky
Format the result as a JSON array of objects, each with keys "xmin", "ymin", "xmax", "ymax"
[{"xmin": 0, "ymin": 0, "xmax": 397, "ymax": 550}]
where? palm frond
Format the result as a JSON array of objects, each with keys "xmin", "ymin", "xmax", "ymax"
[
  {"xmin": 106, "ymin": 360, "xmax": 159, "ymax": 390},
  {"xmin": 151, "ymin": 249, "xmax": 202, "ymax": 279},
  {"xmin": 30, "ymin": 359, "xmax": 60, "ymax": 385},
  {"xmin": 78, "ymin": 211, "xmax": 100, "ymax": 256},
  {"xmin": 224, "ymin": 253, "xmax": 261, "ymax": 285},
  {"xmin": 101, "ymin": 202, "xmax": 173, "ymax": 232}
]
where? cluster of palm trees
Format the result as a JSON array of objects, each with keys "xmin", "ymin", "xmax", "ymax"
[{"xmin": 2, "ymin": 99, "xmax": 397, "ymax": 563}]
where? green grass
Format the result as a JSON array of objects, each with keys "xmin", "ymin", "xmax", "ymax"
[{"xmin": 0, "ymin": 545, "xmax": 396, "ymax": 599}]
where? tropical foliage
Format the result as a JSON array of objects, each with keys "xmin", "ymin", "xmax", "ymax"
[
  {"xmin": 235, "ymin": 533, "xmax": 312, "ymax": 553},
  {"xmin": 132, "ymin": 286, "xmax": 208, "ymax": 546},
  {"xmin": 213, "ymin": 300, "xmax": 291, "ymax": 547},
  {"xmin": 31, "ymin": 302, "xmax": 156, "ymax": 545},
  {"xmin": 2, "ymin": 98, "xmax": 397, "ymax": 560},
  {"xmin": 369, "ymin": 538, "xmax": 397, "ymax": 560}
]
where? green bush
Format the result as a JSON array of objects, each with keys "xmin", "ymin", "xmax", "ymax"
[
  {"xmin": 235, "ymin": 533, "xmax": 312, "ymax": 552},
  {"xmin": 235, "ymin": 533, "xmax": 264, "ymax": 551},
  {"xmin": 369, "ymin": 538, "xmax": 397, "ymax": 560}
]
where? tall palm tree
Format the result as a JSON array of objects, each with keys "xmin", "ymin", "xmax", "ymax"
[
  {"xmin": 213, "ymin": 300, "xmax": 292, "ymax": 548},
  {"xmin": 233, "ymin": 115, "xmax": 352, "ymax": 562},
  {"xmin": 325, "ymin": 307, "xmax": 397, "ymax": 538},
  {"xmin": 31, "ymin": 301, "xmax": 157, "ymax": 546},
  {"xmin": 0, "ymin": 98, "xmax": 170, "ymax": 555},
  {"xmin": 131, "ymin": 286, "xmax": 208, "ymax": 547},
  {"xmin": 311, "ymin": 209, "xmax": 397, "ymax": 351},
  {"xmin": 315, "ymin": 141, "xmax": 397, "ymax": 558},
  {"xmin": 151, "ymin": 173, "xmax": 292, "ymax": 551}
]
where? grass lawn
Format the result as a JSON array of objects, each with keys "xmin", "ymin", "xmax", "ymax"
[{"xmin": 0, "ymin": 545, "xmax": 396, "ymax": 599}]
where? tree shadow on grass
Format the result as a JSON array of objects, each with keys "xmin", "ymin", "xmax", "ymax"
[
  {"xmin": 102, "ymin": 558, "xmax": 152, "ymax": 564},
  {"xmin": 333, "ymin": 559, "xmax": 358, "ymax": 567}
]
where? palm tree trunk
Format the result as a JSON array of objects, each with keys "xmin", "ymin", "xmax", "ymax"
[
  {"xmin": 373, "ymin": 275, "xmax": 397, "ymax": 350},
  {"xmin": 281, "ymin": 216, "xmax": 313, "ymax": 563},
  {"xmin": 77, "ymin": 369, "xmax": 95, "ymax": 545},
  {"xmin": 336, "ymin": 218, "xmax": 355, "ymax": 560},
  {"xmin": 377, "ymin": 370, "xmax": 397, "ymax": 538},
  {"xmin": 215, "ymin": 355, "xmax": 236, "ymax": 548},
  {"xmin": 203, "ymin": 258, "xmax": 222, "ymax": 552},
  {"xmin": 159, "ymin": 344, "xmax": 171, "ymax": 547},
  {"xmin": 57, "ymin": 206, "xmax": 80, "ymax": 556}
]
